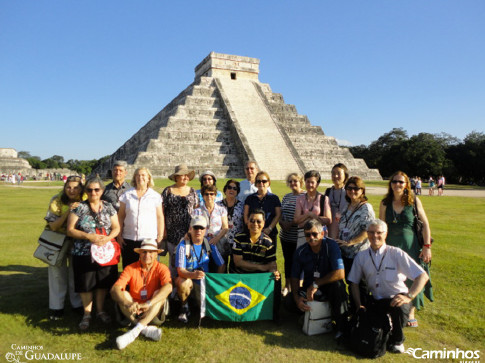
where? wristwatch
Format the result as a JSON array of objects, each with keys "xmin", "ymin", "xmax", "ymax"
[
  {"xmin": 406, "ymin": 292, "xmax": 414, "ymax": 300},
  {"xmin": 312, "ymin": 282, "xmax": 319, "ymax": 290}
]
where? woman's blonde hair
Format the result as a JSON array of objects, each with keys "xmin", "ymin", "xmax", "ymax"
[
  {"xmin": 286, "ymin": 172, "xmax": 303, "ymax": 187},
  {"xmin": 131, "ymin": 167, "xmax": 154, "ymax": 188}
]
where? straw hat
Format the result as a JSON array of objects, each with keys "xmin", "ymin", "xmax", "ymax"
[
  {"xmin": 134, "ymin": 239, "xmax": 163, "ymax": 254},
  {"xmin": 168, "ymin": 164, "xmax": 195, "ymax": 181}
]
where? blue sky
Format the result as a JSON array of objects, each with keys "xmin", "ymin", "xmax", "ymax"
[{"xmin": 1, "ymin": 1, "xmax": 483, "ymax": 161}]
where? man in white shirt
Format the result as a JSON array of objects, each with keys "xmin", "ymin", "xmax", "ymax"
[
  {"xmin": 238, "ymin": 161, "xmax": 271, "ymax": 203},
  {"xmin": 348, "ymin": 219, "xmax": 429, "ymax": 354}
]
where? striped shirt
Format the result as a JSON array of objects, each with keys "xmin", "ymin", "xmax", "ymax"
[
  {"xmin": 279, "ymin": 191, "xmax": 305, "ymax": 242},
  {"xmin": 232, "ymin": 232, "xmax": 276, "ymax": 273}
]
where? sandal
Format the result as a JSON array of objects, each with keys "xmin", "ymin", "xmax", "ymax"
[
  {"xmin": 97, "ymin": 311, "xmax": 112, "ymax": 324},
  {"xmin": 79, "ymin": 314, "xmax": 91, "ymax": 331},
  {"xmin": 407, "ymin": 318, "xmax": 418, "ymax": 328}
]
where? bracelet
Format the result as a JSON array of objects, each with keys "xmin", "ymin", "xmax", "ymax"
[{"xmin": 423, "ymin": 244, "xmax": 431, "ymax": 248}]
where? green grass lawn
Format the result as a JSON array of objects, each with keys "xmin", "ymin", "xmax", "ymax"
[{"xmin": 0, "ymin": 182, "xmax": 484, "ymax": 362}]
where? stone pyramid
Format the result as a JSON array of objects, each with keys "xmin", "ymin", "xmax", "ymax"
[{"xmin": 95, "ymin": 52, "xmax": 381, "ymax": 180}]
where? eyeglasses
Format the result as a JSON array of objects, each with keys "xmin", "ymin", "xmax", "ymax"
[
  {"xmin": 249, "ymin": 219, "xmax": 264, "ymax": 224},
  {"xmin": 304, "ymin": 232, "xmax": 320, "ymax": 238},
  {"xmin": 346, "ymin": 186, "xmax": 361, "ymax": 192},
  {"xmin": 256, "ymin": 180, "xmax": 269, "ymax": 184},
  {"xmin": 391, "ymin": 180, "xmax": 406, "ymax": 185},
  {"xmin": 86, "ymin": 188, "xmax": 101, "ymax": 193},
  {"xmin": 226, "ymin": 185, "xmax": 238, "ymax": 191},
  {"xmin": 204, "ymin": 192, "xmax": 216, "ymax": 196},
  {"xmin": 193, "ymin": 226, "xmax": 206, "ymax": 230}
]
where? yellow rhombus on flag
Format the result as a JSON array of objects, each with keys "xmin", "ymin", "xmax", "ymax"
[{"xmin": 216, "ymin": 281, "xmax": 267, "ymax": 315}]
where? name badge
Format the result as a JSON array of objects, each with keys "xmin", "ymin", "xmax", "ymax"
[
  {"xmin": 314, "ymin": 272, "xmax": 320, "ymax": 278},
  {"xmin": 140, "ymin": 289, "xmax": 148, "ymax": 301}
]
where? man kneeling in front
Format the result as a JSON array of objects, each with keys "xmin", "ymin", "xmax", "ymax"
[
  {"xmin": 175, "ymin": 215, "xmax": 225, "ymax": 323},
  {"xmin": 111, "ymin": 239, "xmax": 172, "ymax": 350},
  {"xmin": 347, "ymin": 219, "xmax": 429, "ymax": 353}
]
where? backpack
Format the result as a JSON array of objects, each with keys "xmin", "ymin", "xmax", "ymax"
[{"xmin": 346, "ymin": 308, "xmax": 392, "ymax": 359}]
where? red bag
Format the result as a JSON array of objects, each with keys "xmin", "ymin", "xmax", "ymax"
[{"xmin": 91, "ymin": 227, "xmax": 120, "ymax": 266}]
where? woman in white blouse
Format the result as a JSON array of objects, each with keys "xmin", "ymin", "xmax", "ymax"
[{"xmin": 117, "ymin": 167, "xmax": 164, "ymax": 268}]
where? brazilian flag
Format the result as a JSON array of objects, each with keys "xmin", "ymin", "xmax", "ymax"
[{"xmin": 201, "ymin": 273, "xmax": 274, "ymax": 322}]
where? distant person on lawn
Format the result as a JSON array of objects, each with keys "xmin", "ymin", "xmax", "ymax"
[{"xmin": 111, "ymin": 239, "xmax": 172, "ymax": 350}]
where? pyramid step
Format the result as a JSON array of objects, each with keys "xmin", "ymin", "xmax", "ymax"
[{"xmin": 183, "ymin": 95, "xmax": 221, "ymax": 108}]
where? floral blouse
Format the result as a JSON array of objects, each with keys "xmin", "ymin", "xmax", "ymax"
[
  {"xmin": 338, "ymin": 202, "xmax": 375, "ymax": 259},
  {"xmin": 71, "ymin": 201, "xmax": 117, "ymax": 256},
  {"xmin": 161, "ymin": 187, "xmax": 198, "ymax": 245}
]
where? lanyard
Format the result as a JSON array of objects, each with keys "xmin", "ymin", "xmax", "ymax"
[
  {"xmin": 140, "ymin": 267, "xmax": 151, "ymax": 288},
  {"xmin": 330, "ymin": 187, "xmax": 345, "ymax": 212},
  {"xmin": 343, "ymin": 202, "xmax": 365, "ymax": 228},
  {"xmin": 190, "ymin": 242, "xmax": 205, "ymax": 266},
  {"xmin": 369, "ymin": 247, "xmax": 388, "ymax": 275}
]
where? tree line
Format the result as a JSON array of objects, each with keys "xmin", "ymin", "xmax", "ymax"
[
  {"xmin": 18, "ymin": 152, "xmax": 109, "ymax": 176},
  {"xmin": 19, "ymin": 128, "xmax": 484, "ymax": 184},
  {"xmin": 347, "ymin": 128, "xmax": 485, "ymax": 184}
]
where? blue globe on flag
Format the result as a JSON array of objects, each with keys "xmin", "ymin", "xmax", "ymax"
[{"xmin": 229, "ymin": 286, "xmax": 252, "ymax": 309}]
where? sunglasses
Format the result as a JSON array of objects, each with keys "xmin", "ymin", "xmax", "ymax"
[
  {"xmin": 226, "ymin": 186, "xmax": 238, "ymax": 191},
  {"xmin": 245, "ymin": 167, "xmax": 255, "ymax": 170},
  {"xmin": 204, "ymin": 192, "xmax": 216, "ymax": 196},
  {"xmin": 256, "ymin": 179, "xmax": 269, "ymax": 184},
  {"xmin": 67, "ymin": 176, "xmax": 82, "ymax": 182},
  {"xmin": 346, "ymin": 186, "xmax": 361, "ymax": 192},
  {"xmin": 249, "ymin": 219, "xmax": 264, "ymax": 224},
  {"xmin": 288, "ymin": 179, "xmax": 299, "ymax": 184},
  {"xmin": 193, "ymin": 226, "xmax": 206, "ymax": 230},
  {"xmin": 86, "ymin": 188, "xmax": 101, "ymax": 193},
  {"xmin": 304, "ymin": 232, "xmax": 320, "ymax": 238},
  {"xmin": 391, "ymin": 180, "xmax": 406, "ymax": 185}
]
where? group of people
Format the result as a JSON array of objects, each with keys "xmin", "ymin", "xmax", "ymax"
[
  {"xmin": 42, "ymin": 160, "xmax": 434, "ymax": 353},
  {"xmin": 411, "ymin": 175, "xmax": 446, "ymax": 196}
]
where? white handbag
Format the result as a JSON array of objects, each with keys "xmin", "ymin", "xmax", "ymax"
[
  {"xmin": 34, "ymin": 230, "xmax": 70, "ymax": 267},
  {"xmin": 302, "ymin": 300, "xmax": 333, "ymax": 336}
]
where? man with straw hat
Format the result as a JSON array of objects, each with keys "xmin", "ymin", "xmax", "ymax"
[{"xmin": 111, "ymin": 239, "xmax": 172, "ymax": 350}]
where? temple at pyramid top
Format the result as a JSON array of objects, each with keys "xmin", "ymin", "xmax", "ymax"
[
  {"xmin": 94, "ymin": 52, "xmax": 380, "ymax": 180},
  {"xmin": 194, "ymin": 52, "xmax": 260, "ymax": 81}
]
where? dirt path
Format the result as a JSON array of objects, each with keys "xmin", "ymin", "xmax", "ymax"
[
  {"xmin": 4, "ymin": 184, "xmax": 485, "ymax": 197},
  {"xmin": 365, "ymin": 186, "xmax": 485, "ymax": 198}
]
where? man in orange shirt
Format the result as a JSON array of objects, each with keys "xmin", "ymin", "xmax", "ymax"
[{"xmin": 111, "ymin": 239, "xmax": 172, "ymax": 350}]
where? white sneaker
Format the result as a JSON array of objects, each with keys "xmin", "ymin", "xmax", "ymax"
[
  {"xmin": 116, "ymin": 330, "xmax": 138, "ymax": 350},
  {"xmin": 141, "ymin": 326, "xmax": 162, "ymax": 341},
  {"xmin": 390, "ymin": 344, "xmax": 405, "ymax": 353}
]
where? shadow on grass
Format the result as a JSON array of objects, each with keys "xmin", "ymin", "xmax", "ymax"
[
  {"xmin": 0, "ymin": 264, "xmax": 118, "ymax": 344},
  {"xmin": 169, "ymin": 305, "xmax": 357, "ymax": 359}
]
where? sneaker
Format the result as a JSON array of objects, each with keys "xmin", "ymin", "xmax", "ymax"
[
  {"xmin": 116, "ymin": 330, "xmax": 138, "ymax": 350},
  {"xmin": 141, "ymin": 326, "xmax": 162, "ymax": 341},
  {"xmin": 49, "ymin": 309, "xmax": 64, "ymax": 321},
  {"xmin": 389, "ymin": 344, "xmax": 405, "ymax": 353},
  {"xmin": 178, "ymin": 304, "xmax": 190, "ymax": 323}
]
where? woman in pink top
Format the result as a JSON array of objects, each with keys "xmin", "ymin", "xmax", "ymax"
[{"xmin": 293, "ymin": 170, "xmax": 331, "ymax": 247}]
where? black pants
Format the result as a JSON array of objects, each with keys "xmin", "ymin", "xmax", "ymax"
[
  {"xmin": 280, "ymin": 239, "xmax": 296, "ymax": 283},
  {"xmin": 121, "ymin": 239, "xmax": 142, "ymax": 269},
  {"xmin": 370, "ymin": 296, "xmax": 411, "ymax": 345}
]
